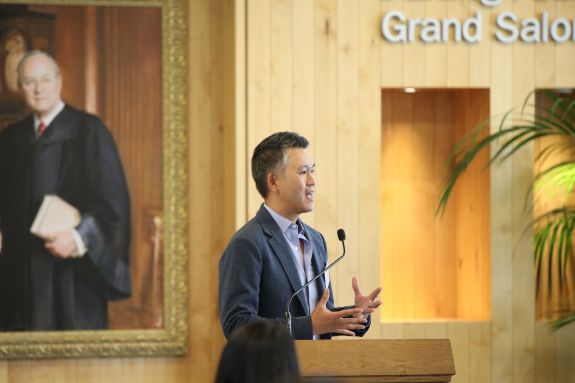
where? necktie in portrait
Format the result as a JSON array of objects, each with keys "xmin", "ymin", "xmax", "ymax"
[{"xmin": 38, "ymin": 121, "xmax": 46, "ymax": 137}]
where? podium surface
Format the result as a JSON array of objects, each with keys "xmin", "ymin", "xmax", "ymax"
[{"xmin": 296, "ymin": 339, "xmax": 455, "ymax": 383}]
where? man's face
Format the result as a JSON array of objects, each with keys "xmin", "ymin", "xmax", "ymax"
[
  {"xmin": 19, "ymin": 55, "xmax": 62, "ymax": 118},
  {"xmin": 272, "ymin": 147, "xmax": 316, "ymax": 219}
]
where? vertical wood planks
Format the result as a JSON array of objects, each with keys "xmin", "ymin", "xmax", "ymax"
[{"xmin": 358, "ymin": 0, "xmax": 383, "ymax": 337}]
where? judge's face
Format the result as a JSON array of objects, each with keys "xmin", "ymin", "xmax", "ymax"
[
  {"xmin": 19, "ymin": 55, "xmax": 62, "ymax": 119},
  {"xmin": 269, "ymin": 148, "xmax": 315, "ymax": 221}
]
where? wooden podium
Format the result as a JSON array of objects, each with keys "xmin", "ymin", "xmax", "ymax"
[{"xmin": 296, "ymin": 339, "xmax": 455, "ymax": 382}]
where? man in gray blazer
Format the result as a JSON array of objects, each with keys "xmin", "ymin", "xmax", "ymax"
[{"xmin": 219, "ymin": 131, "xmax": 381, "ymax": 340}]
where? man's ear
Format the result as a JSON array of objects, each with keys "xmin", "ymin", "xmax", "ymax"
[{"xmin": 267, "ymin": 172, "xmax": 279, "ymax": 194}]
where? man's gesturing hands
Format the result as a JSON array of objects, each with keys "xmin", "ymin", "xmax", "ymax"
[
  {"xmin": 311, "ymin": 288, "xmax": 367, "ymax": 336},
  {"xmin": 352, "ymin": 276, "xmax": 382, "ymax": 318},
  {"xmin": 311, "ymin": 276, "xmax": 382, "ymax": 336}
]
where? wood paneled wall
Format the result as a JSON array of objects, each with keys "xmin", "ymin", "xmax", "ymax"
[
  {"xmin": 2, "ymin": 1, "xmax": 575, "ymax": 383},
  {"xmin": 240, "ymin": 1, "xmax": 575, "ymax": 383}
]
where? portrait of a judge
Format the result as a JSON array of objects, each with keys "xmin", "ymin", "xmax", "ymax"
[{"xmin": 0, "ymin": 50, "xmax": 132, "ymax": 331}]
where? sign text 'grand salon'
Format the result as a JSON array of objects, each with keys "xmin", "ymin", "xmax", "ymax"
[{"xmin": 381, "ymin": 0, "xmax": 575, "ymax": 44}]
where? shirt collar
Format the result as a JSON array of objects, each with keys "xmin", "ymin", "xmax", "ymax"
[
  {"xmin": 263, "ymin": 203, "xmax": 306, "ymax": 236},
  {"xmin": 34, "ymin": 100, "xmax": 65, "ymax": 130}
]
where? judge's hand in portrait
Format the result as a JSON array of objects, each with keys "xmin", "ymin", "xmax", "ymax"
[{"xmin": 0, "ymin": 50, "xmax": 131, "ymax": 331}]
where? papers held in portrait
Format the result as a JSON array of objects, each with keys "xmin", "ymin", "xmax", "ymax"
[{"xmin": 30, "ymin": 194, "xmax": 80, "ymax": 239}]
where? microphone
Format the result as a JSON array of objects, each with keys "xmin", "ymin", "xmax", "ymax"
[{"xmin": 284, "ymin": 228, "xmax": 347, "ymax": 337}]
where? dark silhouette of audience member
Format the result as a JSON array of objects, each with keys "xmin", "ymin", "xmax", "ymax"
[{"xmin": 215, "ymin": 319, "xmax": 301, "ymax": 383}]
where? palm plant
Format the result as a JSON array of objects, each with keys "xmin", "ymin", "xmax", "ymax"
[{"xmin": 437, "ymin": 90, "xmax": 575, "ymax": 330}]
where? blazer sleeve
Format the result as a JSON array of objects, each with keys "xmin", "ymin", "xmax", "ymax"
[{"xmin": 219, "ymin": 235, "xmax": 265, "ymax": 338}]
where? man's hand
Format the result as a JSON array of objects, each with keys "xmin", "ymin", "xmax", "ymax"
[
  {"xmin": 43, "ymin": 231, "xmax": 78, "ymax": 258},
  {"xmin": 311, "ymin": 288, "xmax": 367, "ymax": 336},
  {"xmin": 352, "ymin": 276, "xmax": 382, "ymax": 318},
  {"xmin": 0, "ymin": 230, "xmax": 3, "ymax": 253}
]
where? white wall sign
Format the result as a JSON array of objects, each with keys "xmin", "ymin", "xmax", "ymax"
[{"xmin": 380, "ymin": 0, "xmax": 575, "ymax": 44}]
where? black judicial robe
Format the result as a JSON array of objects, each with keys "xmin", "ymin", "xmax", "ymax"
[{"xmin": 0, "ymin": 105, "xmax": 131, "ymax": 331}]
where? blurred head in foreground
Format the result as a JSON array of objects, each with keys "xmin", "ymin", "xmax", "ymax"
[{"xmin": 215, "ymin": 319, "xmax": 301, "ymax": 383}]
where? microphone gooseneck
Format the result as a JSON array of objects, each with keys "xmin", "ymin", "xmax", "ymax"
[{"xmin": 284, "ymin": 228, "xmax": 347, "ymax": 337}]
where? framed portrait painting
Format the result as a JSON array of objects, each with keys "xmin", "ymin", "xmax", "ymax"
[{"xmin": 0, "ymin": 0, "xmax": 188, "ymax": 358}]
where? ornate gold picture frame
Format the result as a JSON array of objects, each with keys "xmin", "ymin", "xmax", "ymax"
[{"xmin": 0, "ymin": 0, "xmax": 188, "ymax": 358}]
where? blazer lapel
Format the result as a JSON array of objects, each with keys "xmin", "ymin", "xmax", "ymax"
[{"xmin": 257, "ymin": 206, "xmax": 310, "ymax": 315}]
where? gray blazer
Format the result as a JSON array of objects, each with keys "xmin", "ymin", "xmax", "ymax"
[{"xmin": 218, "ymin": 204, "xmax": 370, "ymax": 340}]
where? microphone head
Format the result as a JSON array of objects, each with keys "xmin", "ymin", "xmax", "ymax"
[{"xmin": 337, "ymin": 229, "xmax": 346, "ymax": 241}]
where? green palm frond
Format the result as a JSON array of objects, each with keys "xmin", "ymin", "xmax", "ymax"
[
  {"xmin": 532, "ymin": 207, "xmax": 575, "ymax": 291},
  {"xmin": 437, "ymin": 90, "xmax": 575, "ymax": 330},
  {"xmin": 439, "ymin": 91, "xmax": 575, "ymax": 217},
  {"xmin": 524, "ymin": 159, "xmax": 575, "ymax": 215},
  {"xmin": 534, "ymin": 140, "xmax": 575, "ymax": 169},
  {"xmin": 534, "ymin": 161, "xmax": 575, "ymax": 201},
  {"xmin": 550, "ymin": 310, "xmax": 575, "ymax": 331},
  {"xmin": 437, "ymin": 121, "xmax": 574, "ymax": 215}
]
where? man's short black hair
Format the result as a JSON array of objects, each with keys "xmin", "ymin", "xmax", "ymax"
[{"xmin": 251, "ymin": 131, "xmax": 309, "ymax": 198}]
